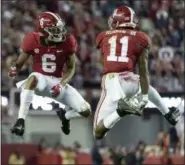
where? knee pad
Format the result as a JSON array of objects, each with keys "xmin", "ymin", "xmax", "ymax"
[
  {"xmin": 81, "ymin": 102, "xmax": 91, "ymax": 111},
  {"xmin": 79, "ymin": 102, "xmax": 91, "ymax": 117}
]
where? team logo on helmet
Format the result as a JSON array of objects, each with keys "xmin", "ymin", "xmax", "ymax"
[{"xmin": 34, "ymin": 48, "xmax": 39, "ymax": 54}]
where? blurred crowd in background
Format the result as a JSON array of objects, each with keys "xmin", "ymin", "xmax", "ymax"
[
  {"xmin": 6, "ymin": 129, "xmax": 184, "ymax": 165},
  {"xmin": 2, "ymin": 0, "xmax": 184, "ymax": 92}
]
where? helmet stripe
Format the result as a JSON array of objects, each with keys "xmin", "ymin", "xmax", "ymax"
[
  {"xmin": 45, "ymin": 12, "xmax": 60, "ymax": 21},
  {"xmin": 126, "ymin": 7, "xmax": 135, "ymax": 23}
]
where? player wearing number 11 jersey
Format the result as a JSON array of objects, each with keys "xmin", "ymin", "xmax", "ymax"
[
  {"xmin": 8, "ymin": 12, "xmax": 91, "ymax": 136},
  {"xmin": 94, "ymin": 6, "xmax": 180, "ymax": 140}
]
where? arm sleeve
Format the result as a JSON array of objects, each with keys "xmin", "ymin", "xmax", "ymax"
[
  {"xmin": 96, "ymin": 32, "xmax": 104, "ymax": 49},
  {"xmin": 20, "ymin": 33, "xmax": 34, "ymax": 54},
  {"xmin": 67, "ymin": 34, "xmax": 78, "ymax": 54}
]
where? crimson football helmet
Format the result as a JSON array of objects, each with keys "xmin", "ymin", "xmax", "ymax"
[
  {"xmin": 36, "ymin": 12, "xmax": 67, "ymax": 42},
  {"xmin": 108, "ymin": 6, "xmax": 138, "ymax": 29}
]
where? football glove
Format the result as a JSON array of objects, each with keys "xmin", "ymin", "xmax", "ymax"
[
  {"xmin": 50, "ymin": 84, "xmax": 62, "ymax": 97},
  {"xmin": 8, "ymin": 66, "xmax": 17, "ymax": 78}
]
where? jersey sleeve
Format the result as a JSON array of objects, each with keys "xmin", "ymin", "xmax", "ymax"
[
  {"xmin": 67, "ymin": 34, "xmax": 77, "ymax": 54},
  {"xmin": 21, "ymin": 33, "xmax": 35, "ymax": 54},
  {"xmin": 96, "ymin": 32, "xmax": 105, "ymax": 49},
  {"xmin": 138, "ymin": 32, "xmax": 152, "ymax": 50}
]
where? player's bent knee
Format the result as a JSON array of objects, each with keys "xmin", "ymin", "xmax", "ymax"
[
  {"xmin": 79, "ymin": 110, "xmax": 91, "ymax": 117},
  {"xmin": 25, "ymin": 75, "xmax": 38, "ymax": 90},
  {"xmin": 79, "ymin": 102, "xmax": 91, "ymax": 117}
]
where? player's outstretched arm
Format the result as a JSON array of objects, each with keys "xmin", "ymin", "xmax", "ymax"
[
  {"xmin": 8, "ymin": 50, "xmax": 30, "ymax": 78},
  {"xmin": 138, "ymin": 48, "xmax": 150, "ymax": 95},
  {"xmin": 138, "ymin": 48, "xmax": 150, "ymax": 110},
  {"xmin": 13, "ymin": 50, "xmax": 30, "ymax": 71},
  {"xmin": 60, "ymin": 53, "xmax": 75, "ymax": 86}
]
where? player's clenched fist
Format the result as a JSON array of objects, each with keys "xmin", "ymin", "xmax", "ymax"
[
  {"xmin": 50, "ymin": 84, "xmax": 62, "ymax": 97},
  {"xmin": 8, "ymin": 66, "xmax": 17, "ymax": 78}
]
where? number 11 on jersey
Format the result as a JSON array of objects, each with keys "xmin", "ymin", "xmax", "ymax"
[{"xmin": 107, "ymin": 36, "xmax": 129, "ymax": 62}]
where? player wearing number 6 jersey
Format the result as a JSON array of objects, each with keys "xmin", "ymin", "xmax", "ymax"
[
  {"xmin": 8, "ymin": 12, "xmax": 91, "ymax": 136},
  {"xmin": 94, "ymin": 6, "xmax": 180, "ymax": 140}
]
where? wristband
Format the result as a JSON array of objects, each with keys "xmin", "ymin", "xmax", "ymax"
[{"xmin": 142, "ymin": 94, "xmax": 148, "ymax": 101}]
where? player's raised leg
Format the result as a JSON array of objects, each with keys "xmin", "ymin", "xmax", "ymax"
[
  {"xmin": 8, "ymin": 48, "xmax": 39, "ymax": 136},
  {"xmin": 94, "ymin": 98, "xmax": 142, "ymax": 140},
  {"xmin": 148, "ymin": 86, "xmax": 180, "ymax": 125},
  {"xmin": 49, "ymin": 52, "xmax": 91, "ymax": 135},
  {"xmin": 11, "ymin": 72, "xmax": 48, "ymax": 136},
  {"xmin": 93, "ymin": 75, "xmax": 142, "ymax": 140},
  {"xmin": 11, "ymin": 75, "xmax": 38, "ymax": 136},
  {"xmin": 59, "ymin": 84, "xmax": 91, "ymax": 118},
  {"xmin": 93, "ymin": 84, "xmax": 115, "ymax": 140},
  {"xmin": 54, "ymin": 85, "xmax": 91, "ymax": 135}
]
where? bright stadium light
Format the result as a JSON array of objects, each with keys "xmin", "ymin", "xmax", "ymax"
[{"xmin": 1, "ymin": 96, "xmax": 8, "ymax": 107}]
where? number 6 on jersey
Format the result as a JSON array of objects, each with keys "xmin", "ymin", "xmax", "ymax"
[
  {"xmin": 107, "ymin": 36, "xmax": 129, "ymax": 62},
  {"xmin": 42, "ymin": 54, "xmax": 56, "ymax": 73}
]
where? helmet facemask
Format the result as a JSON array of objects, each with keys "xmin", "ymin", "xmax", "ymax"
[
  {"xmin": 108, "ymin": 16, "xmax": 114, "ymax": 29},
  {"xmin": 44, "ymin": 21, "xmax": 67, "ymax": 42}
]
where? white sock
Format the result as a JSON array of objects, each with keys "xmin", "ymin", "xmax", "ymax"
[
  {"xmin": 65, "ymin": 110, "xmax": 81, "ymax": 120},
  {"xmin": 103, "ymin": 111, "xmax": 121, "ymax": 129},
  {"xmin": 18, "ymin": 89, "xmax": 34, "ymax": 119},
  {"xmin": 148, "ymin": 86, "xmax": 169, "ymax": 115}
]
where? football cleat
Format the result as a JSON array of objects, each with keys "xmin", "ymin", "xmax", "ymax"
[
  {"xmin": 164, "ymin": 107, "xmax": 180, "ymax": 125},
  {"xmin": 11, "ymin": 118, "xmax": 25, "ymax": 136},
  {"xmin": 94, "ymin": 119, "xmax": 109, "ymax": 140},
  {"xmin": 117, "ymin": 97, "xmax": 142, "ymax": 117},
  {"xmin": 56, "ymin": 108, "xmax": 70, "ymax": 135}
]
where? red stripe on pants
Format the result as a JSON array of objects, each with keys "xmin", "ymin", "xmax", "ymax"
[{"xmin": 93, "ymin": 77, "xmax": 106, "ymax": 128}]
